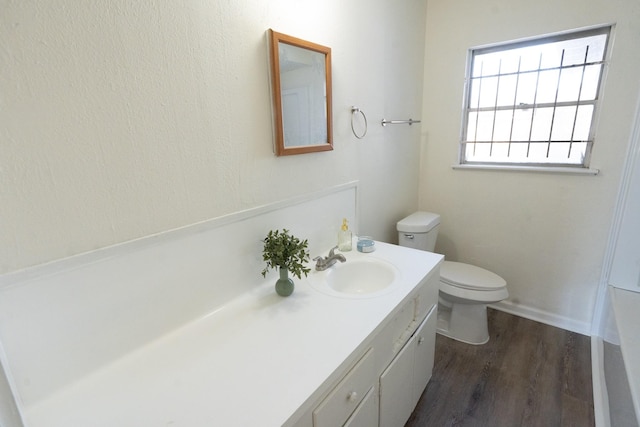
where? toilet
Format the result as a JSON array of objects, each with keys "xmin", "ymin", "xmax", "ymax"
[{"xmin": 397, "ymin": 212, "xmax": 508, "ymax": 345}]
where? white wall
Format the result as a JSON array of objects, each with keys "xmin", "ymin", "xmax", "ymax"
[
  {"xmin": 1, "ymin": 2, "xmax": 426, "ymax": 425},
  {"xmin": 420, "ymin": 0, "xmax": 640, "ymax": 333},
  {"xmin": 0, "ymin": 0, "xmax": 427, "ymax": 275}
]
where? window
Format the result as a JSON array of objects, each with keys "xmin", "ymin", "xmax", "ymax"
[{"xmin": 460, "ymin": 26, "xmax": 611, "ymax": 169}]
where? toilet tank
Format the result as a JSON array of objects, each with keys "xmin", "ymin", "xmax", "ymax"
[{"xmin": 397, "ymin": 211, "xmax": 440, "ymax": 252}]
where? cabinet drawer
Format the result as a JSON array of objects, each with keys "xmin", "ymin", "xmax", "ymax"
[
  {"xmin": 344, "ymin": 386, "xmax": 378, "ymax": 427},
  {"xmin": 414, "ymin": 267, "xmax": 439, "ymax": 323},
  {"xmin": 313, "ymin": 348, "xmax": 374, "ymax": 427}
]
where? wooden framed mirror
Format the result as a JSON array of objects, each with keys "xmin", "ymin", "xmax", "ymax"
[{"xmin": 268, "ymin": 30, "xmax": 333, "ymax": 156}]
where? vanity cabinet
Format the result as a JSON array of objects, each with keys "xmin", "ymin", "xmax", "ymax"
[
  {"xmin": 302, "ymin": 266, "xmax": 440, "ymax": 427},
  {"xmin": 379, "ymin": 304, "xmax": 437, "ymax": 427}
]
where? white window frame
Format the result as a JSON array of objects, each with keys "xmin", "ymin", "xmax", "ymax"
[{"xmin": 457, "ymin": 26, "xmax": 612, "ymax": 175}]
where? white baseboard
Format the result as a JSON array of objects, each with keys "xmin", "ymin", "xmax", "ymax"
[{"xmin": 489, "ymin": 300, "xmax": 591, "ymax": 336}]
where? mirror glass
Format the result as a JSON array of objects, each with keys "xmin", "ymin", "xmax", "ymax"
[{"xmin": 269, "ymin": 30, "xmax": 333, "ymax": 156}]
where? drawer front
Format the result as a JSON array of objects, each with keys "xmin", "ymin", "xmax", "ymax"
[
  {"xmin": 344, "ymin": 386, "xmax": 378, "ymax": 427},
  {"xmin": 414, "ymin": 267, "xmax": 440, "ymax": 323},
  {"xmin": 313, "ymin": 348, "xmax": 374, "ymax": 427},
  {"xmin": 374, "ymin": 298, "xmax": 415, "ymax": 372}
]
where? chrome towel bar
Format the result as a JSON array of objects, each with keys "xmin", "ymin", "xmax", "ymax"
[{"xmin": 381, "ymin": 118, "xmax": 421, "ymax": 126}]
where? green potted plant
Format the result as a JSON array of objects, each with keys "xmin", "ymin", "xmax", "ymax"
[{"xmin": 261, "ymin": 229, "xmax": 311, "ymax": 296}]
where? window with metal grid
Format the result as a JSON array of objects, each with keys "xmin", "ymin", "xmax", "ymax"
[{"xmin": 460, "ymin": 26, "xmax": 611, "ymax": 168}]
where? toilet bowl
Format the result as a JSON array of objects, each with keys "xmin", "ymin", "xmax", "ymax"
[
  {"xmin": 397, "ymin": 212, "xmax": 508, "ymax": 345},
  {"xmin": 437, "ymin": 261, "xmax": 507, "ymax": 344}
]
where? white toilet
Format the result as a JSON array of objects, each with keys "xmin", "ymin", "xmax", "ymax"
[{"xmin": 397, "ymin": 211, "xmax": 508, "ymax": 345}]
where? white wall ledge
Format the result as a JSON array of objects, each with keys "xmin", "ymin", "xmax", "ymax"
[{"xmin": 452, "ymin": 164, "xmax": 600, "ymax": 175}]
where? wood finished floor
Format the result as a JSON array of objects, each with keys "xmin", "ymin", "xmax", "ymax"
[{"xmin": 406, "ymin": 309, "xmax": 595, "ymax": 427}]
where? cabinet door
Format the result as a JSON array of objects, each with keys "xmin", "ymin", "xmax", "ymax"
[
  {"xmin": 379, "ymin": 332, "xmax": 416, "ymax": 427},
  {"xmin": 412, "ymin": 304, "xmax": 437, "ymax": 405}
]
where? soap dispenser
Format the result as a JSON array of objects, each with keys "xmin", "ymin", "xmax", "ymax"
[{"xmin": 338, "ymin": 218, "xmax": 352, "ymax": 251}]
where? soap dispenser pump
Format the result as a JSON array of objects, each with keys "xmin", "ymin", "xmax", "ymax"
[{"xmin": 338, "ymin": 218, "xmax": 352, "ymax": 251}]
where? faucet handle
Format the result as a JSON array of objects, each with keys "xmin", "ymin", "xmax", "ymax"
[{"xmin": 313, "ymin": 255, "xmax": 327, "ymax": 270}]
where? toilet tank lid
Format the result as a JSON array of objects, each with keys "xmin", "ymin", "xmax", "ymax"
[{"xmin": 397, "ymin": 211, "xmax": 440, "ymax": 233}]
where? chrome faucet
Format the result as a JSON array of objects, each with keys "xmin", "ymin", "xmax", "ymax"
[{"xmin": 313, "ymin": 246, "xmax": 346, "ymax": 271}]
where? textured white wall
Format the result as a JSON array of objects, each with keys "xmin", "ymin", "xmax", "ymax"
[
  {"xmin": 1, "ymin": 3, "xmax": 427, "ymax": 424},
  {"xmin": 420, "ymin": 0, "xmax": 640, "ymax": 332},
  {"xmin": 0, "ymin": 0, "xmax": 426, "ymax": 274}
]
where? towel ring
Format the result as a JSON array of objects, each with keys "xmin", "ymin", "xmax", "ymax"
[{"xmin": 351, "ymin": 107, "xmax": 368, "ymax": 139}]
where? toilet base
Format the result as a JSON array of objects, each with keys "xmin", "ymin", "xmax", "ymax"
[{"xmin": 436, "ymin": 301, "xmax": 490, "ymax": 345}]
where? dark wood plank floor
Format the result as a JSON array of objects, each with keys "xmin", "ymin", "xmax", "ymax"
[{"xmin": 406, "ymin": 308, "xmax": 595, "ymax": 427}]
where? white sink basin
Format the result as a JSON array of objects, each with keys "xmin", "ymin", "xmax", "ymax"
[{"xmin": 310, "ymin": 258, "xmax": 400, "ymax": 298}]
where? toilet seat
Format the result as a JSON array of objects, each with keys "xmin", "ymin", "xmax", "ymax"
[{"xmin": 440, "ymin": 261, "xmax": 506, "ymax": 291}]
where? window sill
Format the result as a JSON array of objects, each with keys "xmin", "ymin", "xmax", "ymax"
[{"xmin": 452, "ymin": 164, "xmax": 600, "ymax": 175}]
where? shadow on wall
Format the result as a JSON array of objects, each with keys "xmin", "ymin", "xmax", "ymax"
[{"xmin": 435, "ymin": 232, "xmax": 457, "ymax": 260}]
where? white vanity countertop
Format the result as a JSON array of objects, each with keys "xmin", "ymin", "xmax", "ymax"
[{"xmin": 23, "ymin": 242, "xmax": 443, "ymax": 427}]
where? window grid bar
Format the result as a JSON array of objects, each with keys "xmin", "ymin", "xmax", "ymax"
[
  {"xmin": 461, "ymin": 140, "xmax": 591, "ymax": 145},
  {"xmin": 568, "ymin": 45, "xmax": 590, "ymax": 159},
  {"xmin": 546, "ymin": 49, "xmax": 567, "ymax": 158},
  {"xmin": 471, "ymin": 61, "xmax": 484, "ymax": 157},
  {"xmin": 526, "ymin": 52, "xmax": 543, "ymax": 158},
  {"xmin": 469, "ymin": 59, "xmax": 605, "ymax": 81},
  {"xmin": 468, "ymin": 99, "xmax": 597, "ymax": 113},
  {"xmin": 507, "ymin": 57, "xmax": 523, "ymax": 157},
  {"xmin": 488, "ymin": 59, "xmax": 504, "ymax": 156}
]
